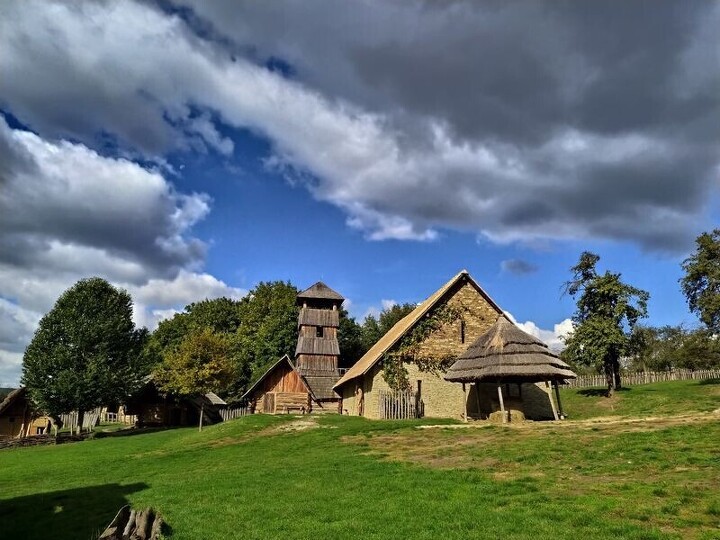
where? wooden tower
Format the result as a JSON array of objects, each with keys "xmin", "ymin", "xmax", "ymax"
[{"xmin": 295, "ymin": 281, "xmax": 344, "ymax": 408}]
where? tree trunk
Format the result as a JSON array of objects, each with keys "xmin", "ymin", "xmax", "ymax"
[
  {"xmin": 613, "ymin": 358, "xmax": 622, "ymax": 390},
  {"xmin": 199, "ymin": 402, "xmax": 204, "ymax": 432},
  {"xmin": 604, "ymin": 363, "xmax": 614, "ymax": 397},
  {"xmin": 77, "ymin": 410, "xmax": 85, "ymax": 435}
]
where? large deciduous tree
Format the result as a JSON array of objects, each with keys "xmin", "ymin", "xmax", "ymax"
[
  {"xmin": 562, "ymin": 252, "xmax": 649, "ymax": 395},
  {"xmin": 681, "ymin": 229, "xmax": 720, "ymax": 333},
  {"xmin": 154, "ymin": 328, "xmax": 234, "ymax": 431},
  {"xmin": 236, "ymin": 281, "xmax": 299, "ymax": 386},
  {"xmin": 22, "ymin": 278, "xmax": 149, "ymax": 431}
]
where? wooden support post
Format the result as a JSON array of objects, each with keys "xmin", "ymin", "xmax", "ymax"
[
  {"xmin": 497, "ymin": 385, "xmax": 507, "ymax": 424},
  {"xmin": 462, "ymin": 383, "xmax": 468, "ymax": 423},
  {"xmin": 474, "ymin": 382, "xmax": 482, "ymax": 420},
  {"xmin": 553, "ymin": 381, "xmax": 565, "ymax": 420},
  {"xmin": 546, "ymin": 381, "xmax": 559, "ymax": 421}
]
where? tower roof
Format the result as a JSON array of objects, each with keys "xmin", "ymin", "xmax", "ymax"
[{"xmin": 297, "ymin": 281, "xmax": 344, "ymax": 302}]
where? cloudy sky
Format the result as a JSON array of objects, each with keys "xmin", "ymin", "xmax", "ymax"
[{"xmin": 0, "ymin": 0, "xmax": 718, "ymax": 385}]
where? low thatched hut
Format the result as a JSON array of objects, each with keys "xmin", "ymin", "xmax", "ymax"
[
  {"xmin": 125, "ymin": 380, "xmax": 227, "ymax": 427},
  {"xmin": 0, "ymin": 388, "xmax": 52, "ymax": 438},
  {"xmin": 444, "ymin": 316, "xmax": 576, "ymax": 422}
]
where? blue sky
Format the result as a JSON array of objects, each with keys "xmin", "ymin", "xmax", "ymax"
[{"xmin": 0, "ymin": 0, "xmax": 717, "ymax": 385}]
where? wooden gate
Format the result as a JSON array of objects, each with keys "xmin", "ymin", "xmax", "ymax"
[{"xmin": 378, "ymin": 390, "xmax": 423, "ymax": 419}]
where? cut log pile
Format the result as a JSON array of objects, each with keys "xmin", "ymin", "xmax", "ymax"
[{"xmin": 98, "ymin": 506, "xmax": 164, "ymax": 540}]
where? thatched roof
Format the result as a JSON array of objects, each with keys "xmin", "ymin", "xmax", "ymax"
[
  {"xmin": 240, "ymin": 355, "xmax": 315, "ymax": 402},
  {"xmin": 295, "ymin": 336, "xmax": 340, "ymax": 356},
  {"xmin": 334, "ymin": 270, "xmax": 504, "ymax": 389},
  {"xmin": 0, "ymin": 387, "xmax": 24, "ymax": 416},
  {"xmin": 297, "ymin": 282, "xmax": 344, "ymax": 302},
  {"xmin": 444, "ymin": 316, "xmax": 576, "ymax": 383},
  {"xmin": 204, "ymin": 392, "xmax": 227, "ymax": 406},
  {"xmin": 298, "ymin": 307, "xmax": 340, "ymax": 328}
]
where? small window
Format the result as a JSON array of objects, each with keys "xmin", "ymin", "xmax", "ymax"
[
  {"xmin": 460, "ymin": 320, "xmax": 466, "ymax": 343},
  {"xmin": 316, "ymin": 326, "xmax": 324, "ymax": 338}
]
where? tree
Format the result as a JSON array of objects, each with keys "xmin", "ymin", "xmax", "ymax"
[
  {"xmin": 235, "ymin": 281, "xmax": 299, "ymax": 388},
  {"xmin": 152, "ymin": 297, "xmax": 242, "ymax": 354},
  {"xmin": 562, "ymin": 252, "xmax": 649, "ymax": 395},
  {"xmin": 681, "ymin": 229, "xmax": 720, "ymax": 333},
  {"xmin": 361, "ymin": 302, "xmax": 416, "ymax": 351},
  {"xmin": 22, "ymin": 278, "xmax": 149, "ymax": 432},
  {"xmin": 153, "ymin": 328, "xmax": 234, "ymax": 431},
  {"xmin": 338, "ymin": 309, "xmax": 365, "ymax": 368}
]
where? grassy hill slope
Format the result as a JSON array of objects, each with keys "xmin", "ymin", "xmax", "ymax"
[{"xmin": 0, "ymin": 379, "xmax": 718, "ymax": 540}]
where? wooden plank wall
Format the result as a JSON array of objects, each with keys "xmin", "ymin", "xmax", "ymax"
[{"xmin": 260, "ymin": 362, "xmax": 308, "ymax": 393}]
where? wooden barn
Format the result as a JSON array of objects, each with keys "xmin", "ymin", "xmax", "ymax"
[
  {"xmin": 0, "ymin": 388, "xmax": 52, "ymax": 439},
  {"xmin": 241, "ymin": 355, "xmax": 314, "ymax": 414},
  {"xmin": 125, "ymin": 380, "xmax": 227, "ymax": 427}
]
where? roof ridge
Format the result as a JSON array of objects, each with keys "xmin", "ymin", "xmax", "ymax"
[{"xmin": 334, "ymin": 269, "xmax": 503, "ymax": 389}]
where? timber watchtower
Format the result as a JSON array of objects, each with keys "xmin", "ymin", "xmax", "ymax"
[{"xmin": 295, "ymin": 282, "xmax": 343, "ymax": 408}]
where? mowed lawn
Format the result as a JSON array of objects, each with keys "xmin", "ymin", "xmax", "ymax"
[{"xmin": 0, "ymin": 380, "xmax": 718, "ymax": 540}]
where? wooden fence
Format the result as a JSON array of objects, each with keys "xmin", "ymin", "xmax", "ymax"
[
  {"xmin": 565, "ymin": 369, "xmax": 720, "ymax": 388},
  {"xmin": 378, "ymin": 390, "xmax": 424, "ymax": 420},
  {"xmin": 59, "ymin": 408, "xmax": 102, "ymax": 431},
  {"xmin": 219, "ymin": 406, "xmax": 250, "ymax": 421}
]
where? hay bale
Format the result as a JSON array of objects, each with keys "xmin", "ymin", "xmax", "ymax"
[{"xmin": 488, "ymin": 409, "xmax": 526, "ymax": 423}]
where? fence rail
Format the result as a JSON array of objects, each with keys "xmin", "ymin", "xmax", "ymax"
[
  {"xmin": 378, "ymin": 390, "xmax": 423, "ymax": 420},
  {"xmin": 565, "ymin": 369, "xmax": 720, "ymax": 388},
  {"xmin": 220, "ymin": 406, "xmax": 250, "ymax": 421}
]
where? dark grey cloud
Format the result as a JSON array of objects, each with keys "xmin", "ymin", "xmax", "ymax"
[
  {"xmin": 0, "ymin": 116, "xmax": 209, "ymax": 283},
  {"xmin": 0, "ymin": 0, "xmax": 718, "ymax": 253},
  {"xmin": 500, "ymin": 259, "xmax": 539, "ymax": 275}
]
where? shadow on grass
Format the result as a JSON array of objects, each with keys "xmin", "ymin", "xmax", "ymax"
[
  {"xmin": 0, "ymin": 482, "xmax": 148, "ymax": 540},
  {"xmin": 577, "ymin": 387, "xmax": 631, "ymax": 397},
  {"xmin": 94, "ymin": 426, "xmax": 177, "ymax": 439},
  {"xmin": 698, "ymin": 378, "xmax": 720, "ymax": 386}
]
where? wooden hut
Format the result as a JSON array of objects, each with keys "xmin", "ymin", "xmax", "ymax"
[
  {"xmin": 0, "ymin": 388, "xmax": 51, "ymax": 439},
  {"xmin": 124, "ymin": 380, "xmax": 227, "ymax": 427},
  {"xmin": 241, "ymin": 355, "xmax": 315, "ymax": 414},
  {"xmin": 335, "ymin": 270, "xmax": 504, "ymax": 419},
  {"xmin": 444, "ymin": 316, "xmax": 577, "ymax": 422}
]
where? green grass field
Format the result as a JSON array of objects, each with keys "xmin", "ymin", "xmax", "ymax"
[{"xmin": 1, "ymin": 379, "xmax": 718, "ymax": 540}]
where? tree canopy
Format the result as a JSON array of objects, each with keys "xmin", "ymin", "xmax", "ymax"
[
  {"xmin": 22, "ymin": 277, "xmax": 149, "ymax": 426},
  {"xmin": 562, "ymin": 252, "xmax": 649, "ymax": 394},
  {"xmin": 153, "ymin": 328, "xmax": 234, "ymax": 430},
  {"xmin": 681, "ymin": 229, "xmax": 720, "ymax": 333}
]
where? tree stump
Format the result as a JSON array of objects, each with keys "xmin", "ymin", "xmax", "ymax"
[{"xmin": 98, "ymin": 505, "xmax": 164, "ymax": 539}]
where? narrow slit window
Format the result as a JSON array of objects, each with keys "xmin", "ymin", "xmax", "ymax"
[
  {"xmin": 316, "ymin": 326, "xmax": 324, "ymax": 338},
  {"xmin": 460, "ymin": 320, "xmax": 466, "ymax": 343}
]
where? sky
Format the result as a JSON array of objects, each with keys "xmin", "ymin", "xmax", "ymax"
[{"xmin": 0, "ymin": 0, "xmax": 718, "ymax": 386}]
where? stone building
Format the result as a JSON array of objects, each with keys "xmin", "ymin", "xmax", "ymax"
[
  {"xmin": 335, "ymin": 270, "xmax": 568, "ymax": 420},
  {"xmin": 334, "ymin": 270, "xmax": 504, "ymax": 419}
]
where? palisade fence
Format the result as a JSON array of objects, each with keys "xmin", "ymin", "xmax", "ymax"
[
  {"xmin": 59, "ymin": 408, "xmax": 102, "ymax": 431},
  {"xmin": 565, "ymin": 369, "xmax": 720, "ymax": 388},
  {"xmin": 220, "ymin": 406, "xmax": 250, "ymax": 421},
  {"xmin": 379, "ymin": 390, "xmax": 424, "ymax": 419}
]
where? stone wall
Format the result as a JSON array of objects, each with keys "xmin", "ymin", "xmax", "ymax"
[{"xmin": 362, "ymin": 280, "xmax": 501, "ymax": 419}]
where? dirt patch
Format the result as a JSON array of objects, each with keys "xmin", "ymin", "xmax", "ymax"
[{"xmin": 270, "ymin": 417, "xmax": 319, "ymax": 433}]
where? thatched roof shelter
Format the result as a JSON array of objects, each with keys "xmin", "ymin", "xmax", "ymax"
[{"xmin": 445, "ymin": 316, "xmax": 576, "ymax": 383}]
